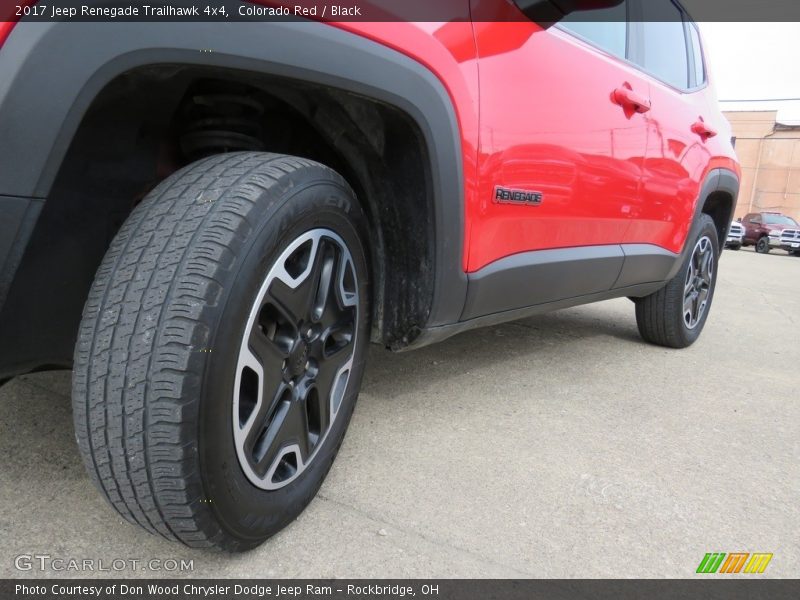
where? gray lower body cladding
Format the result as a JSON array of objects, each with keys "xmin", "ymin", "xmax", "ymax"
[{"xmin": 407, "ymin": 243, "xmax": 678, "ymax": 350}]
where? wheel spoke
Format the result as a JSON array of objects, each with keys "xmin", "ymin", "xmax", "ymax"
[
  {"xmin": 311, "ymin": 243, "xmax": 337, "ymax": 323},
  {"xmin": 252, "ymin": 395, "xmax": 310, "ymax": 478},
  {"xmin": 683, "ymin": 285, "xmax": 696, "ymax": 325},
  {"xmin": 693, "ymin": 294, "xmax": 701, "ymax": 323},
  {"xmin": 697, "ymin": 284, "xmax": 710, "ymax": 314},
  {"xmin": 242, "ymin": 380, "xmax": 291, "ymax": 450},
  {"xmin": 322, "ymin": 319, "xmax": 356, "ymax": 360},
  {"xmin": 315, "ymin": 354, "xmax": 351, "ymax": 423},
  {"xmin": 249, "ymin": 326, "xmax": 290, "ymax": 364},
  {"xmin": 268, "ymin": 278, "xmax": 312, "ymax": 325},
  {"xmin": 684, "ymin": 292, "xmax": 693, "ymax": 324},
  {"xmin": 319, "ymin": 255, "xmax": 357, "ymax": 330},
  {"xmin": 699, "ymin": 249, "xmax": 712, "ymax": 279},
  {"xmin": 270, "ymin": 238, "xmax": 335, "ymax": 324},
  {"xmin": 253, "ymin": 300, "xmax": 298, "ymax": 358},
  {"xmin": 685, "ymin": 262, "xmax": 695, "ymax": 292},
  {"xmin": 303, "ymin": 384, "xmax": 330, "ymax": 451}
]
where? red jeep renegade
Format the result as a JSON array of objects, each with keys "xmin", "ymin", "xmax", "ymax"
[{"xmin": 0, "ymin": 0, "xmax": 739, "ymax": 549}]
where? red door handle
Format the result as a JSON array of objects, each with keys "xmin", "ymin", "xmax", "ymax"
[
  {"xmin": 692, "ymin": 119, "xmax": 717, "ymax": 140},
  {"xmin": 612, "ymin": 85, "xmax": 651, "ymax": 114}
]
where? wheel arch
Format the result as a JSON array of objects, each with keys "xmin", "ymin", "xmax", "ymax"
[
  {"xmin": 0, "ymin": 21, "xmax": 468, "ymax": 376},
  {"xmin": 659, "ymin": 168, "xmax": 739, "ymax": 284},
  {"xmin": 700, "ymin": 169, "xmax": 739, "ymax": 253}
]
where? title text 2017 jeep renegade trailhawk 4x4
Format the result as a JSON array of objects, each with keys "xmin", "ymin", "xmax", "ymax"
[{"xmin": 0, "ymin": 0, "xmax": 739, "ymax": 550}]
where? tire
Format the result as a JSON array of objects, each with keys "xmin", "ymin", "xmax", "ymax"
[
  {"xmin": 791, "ymin": 250, "xmax": 800, "ymax": 257},
  {"xmin": 72, "ymin": 152, "xmax": 370, "ymax": 551},
  {"xmin": 634, "ymin": 214, "xmax": 718, "ymax": 349},
  {"xmin": 756, "ymin": 236, "xmax": 770, "ymax": 254},
  {"xmin": 727, "ymin": 243, "xmax": 741, "ymax": 251}
]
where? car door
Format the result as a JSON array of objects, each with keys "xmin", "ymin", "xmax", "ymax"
[
  {"xmin": 623, "ymin": 0, "xmax": 715, "ymax": 254},
  {"xmin": 469, "ymin": 0, "xmax": 649, "ymax": 279}
]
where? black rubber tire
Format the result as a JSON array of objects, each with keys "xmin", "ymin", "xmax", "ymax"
[
  {"xmin": 72, "ymin": 152, "xmax": 370, "ymax": 551},
  {"xmin": 756, "ymin": 237, "xmax": 770, "ymax": 254},
  {"xmin": 634, "ymin": 214, "xmax": 718, "ymax": 349},
  {"xmin": 727, "ymin": 243, "xmax": 741, "ymax": 251},
  {"xmin": 791, "ymin": 250, "xmax": 800, "ymax": 257}
]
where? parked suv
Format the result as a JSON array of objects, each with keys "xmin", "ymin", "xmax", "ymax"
[
  {"xmin": 726, "ymin": 221, "xmax": 745, "ymax": 250},
  {"xmin": 742, "ymin": 212, "xmax": 800, "ymax": 254},
  {"xmin": 0, "ymin": 0, "xmax": 739, "ymax": 550}
]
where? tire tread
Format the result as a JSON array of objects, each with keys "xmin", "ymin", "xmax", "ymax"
[{"xmin": 72, "ymin": 152, "xmax": 342, "ymax": 549}]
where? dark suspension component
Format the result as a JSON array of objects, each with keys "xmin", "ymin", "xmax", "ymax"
[{"xmin": 179, "ymin": 93, "xmax": 265, "ymax": 160}]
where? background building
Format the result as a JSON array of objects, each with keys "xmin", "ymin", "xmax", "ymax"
[{"xmin": 725, "ymin": 111, "xmax": 800, "ymax": 221}]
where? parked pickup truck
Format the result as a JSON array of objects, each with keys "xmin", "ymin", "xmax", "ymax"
[
  {"xmin": 726, "ymin": 221, "xmax": 745, "ymax": 250},
  {"xmin": 773, "ymin": 228, "xmax": 800, "ymax": 256},
  {"xmin": 0, "ymin": 0, "xmax": 739, "ymax": 550},
  {"xmin": 742, "ymin": 212, "xmax": 800, "ymax": 254}
]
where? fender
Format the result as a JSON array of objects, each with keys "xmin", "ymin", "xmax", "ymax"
[
  {"xmin": 0, "ymin": 20, "xmax": 469, "ymax": 368},
  {"xmin": 662, "ymin": 168, "xmax": 740, "ymax": 283}
]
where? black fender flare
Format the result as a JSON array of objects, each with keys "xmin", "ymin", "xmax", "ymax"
[
  {"xmin": 663, "ymin": 168, "xmax": 740, "ymax": 282},
  {"xmin": 0, "ymin": 20, "xmax": 468, "ymax": 328}
]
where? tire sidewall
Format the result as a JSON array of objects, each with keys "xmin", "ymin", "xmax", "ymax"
[{"xmin": 198, "ymin": 176, "xmax": 370, "ymax": 549}]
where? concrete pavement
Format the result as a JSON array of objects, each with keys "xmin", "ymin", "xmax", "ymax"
[{"xmin": 1, "ymin": 247, "xmax": 798, "ymax": 578}]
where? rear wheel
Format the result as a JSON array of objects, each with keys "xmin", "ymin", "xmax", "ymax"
[
  {"xmin": 72, "ymin": 152, "xmax": 370, "ymax": 550},
  {"xmin": 727, "ymin": 243, "xmax": 741, "ymax": 251},
  {"xmin": 756, "ymin": 236, "xmax": 770, "ymax": 254},
  {"xmin": 635, "ymin": 214, "xmax": 718, "ymax": 349}
]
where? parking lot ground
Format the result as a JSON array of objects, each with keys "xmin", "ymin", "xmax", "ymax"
[{"xmin": 1, "ymin": 247, "xmax": 798, "ymax": 578}]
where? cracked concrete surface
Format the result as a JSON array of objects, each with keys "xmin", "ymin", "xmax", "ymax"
[{"xmin": 1, "ymin": 248, "xmax": 798, "ymax": 578}]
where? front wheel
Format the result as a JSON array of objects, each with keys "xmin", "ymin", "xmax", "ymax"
[
  {"xmin": 72, "ymin": 153, "xmax": 370, "ymax": 551},
  {"xmin": 756, "ymin": 237, "xmax": 771, "ymax": 254},
  {"xmin": 634, "ymin": 214, "xmax": 718, "ymax": 349}
]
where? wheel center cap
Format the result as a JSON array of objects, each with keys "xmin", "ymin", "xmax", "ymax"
[{"xmin": 289, "ymin": 341, "xmax": 309, "ymax": 377}]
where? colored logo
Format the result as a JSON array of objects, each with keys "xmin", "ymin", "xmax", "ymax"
[{"xmin": 696, "ymin": 552, "xmax": 773, "ymax": 574}]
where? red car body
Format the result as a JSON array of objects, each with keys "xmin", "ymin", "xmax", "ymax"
[
  {"xmin": 338, "ymin": 3, "xmax": 738, "ymax": 273},
  {"xmin": 0, "ymin": 0, "xmax": 743, "ymax": 550},
  {"xmin": 0, "ymin": 0, "xmax": 739, "ymax": 376}
]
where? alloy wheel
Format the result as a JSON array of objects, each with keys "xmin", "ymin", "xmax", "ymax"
[
  {"xmin": 233, "ymin": 229, "xmax": 359, "ymax": 490},
  {"xmin": 683, "ymin": 235, "xmax": 714, "ymax": 330}
]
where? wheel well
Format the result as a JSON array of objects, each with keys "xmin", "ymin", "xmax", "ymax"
[
  {"xmin": 701, "ymin": 191, "xmax": 735, "ymax": 251},
  {"xmin": 16, "ymin": 65, "xmax": 437, "ymax": 363}
]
